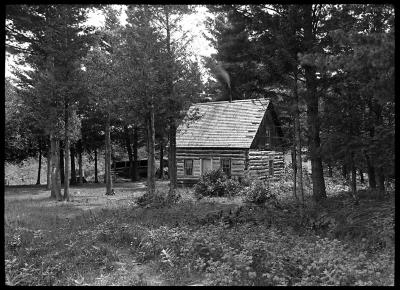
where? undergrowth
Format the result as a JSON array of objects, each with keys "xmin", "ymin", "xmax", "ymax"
[
  {"xmin": 4, "ymin": 184, "xmax": 394, "ymax": 286},
  {"xmin": 89, "ymin": 200, "xmax": 394, "ymax": 286}
]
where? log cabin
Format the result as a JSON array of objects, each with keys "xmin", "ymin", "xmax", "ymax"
[{"xmin": 176, "ymin": 98, "xmax": 285, "ymax": 185}]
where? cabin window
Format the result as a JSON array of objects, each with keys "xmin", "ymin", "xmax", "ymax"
[
  {"xmin": 265, "ymin": 128, "xmax": 271, "ymax": 148},
  {"xmin": 184, "ymin": 159, "xmax": 193, "ymax": 176},
  {"xmin": 269, "ymin": 159, "xmax": 274, "ymax": 176},
  {"xmin": 201, "ymin": 159, "xmax": 212, "ymax": 174},
  {"xmin": 220, "ymin": 158, "xmax": 231, "ymax": 177}
]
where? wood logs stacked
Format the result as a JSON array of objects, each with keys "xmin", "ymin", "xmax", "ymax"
[{"xmin": 248, "ymin": 150, "xmax": 284, "ymax": 180}]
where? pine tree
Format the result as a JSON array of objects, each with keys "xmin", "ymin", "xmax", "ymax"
[
  {"xmin": 122, "ymin": 5, "xmax": 166, "ymax": 196},
  {"xmin": 319, "ymin": 4, "xmax": 394, "ymax": 196},
  {"xmin": 7, "ymin": 5, "xmax": 93, "ymax": 200},
  {"xmin": 84, "ymin": 6, "xmax": 122, "ymax": 195},
  {"xmin": 150, "ymin": 5, "xmax": 203, "ymax": 194}
]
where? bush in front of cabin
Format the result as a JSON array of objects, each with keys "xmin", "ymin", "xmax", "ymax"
[
  {"xmin": 244, "ymin": 180, "xmax": 276, "ymax": 205},
  {"xmin": 194, "ymin": 169, "xmax": 227, "ymax": 198},
  {"xmin": 238, "ymin": 174, "xmax": 252, "ymax": 187},
  {"xmin": 223, "ymin": 179, "xmax": 243, "ymax": 197},
  {"xmin": 194, "ymin": 169, "xmax": 242, "ymax": 198}
]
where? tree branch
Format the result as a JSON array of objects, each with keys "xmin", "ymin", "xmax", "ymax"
[
  {"xmin": 312, "ymin": 4, "xmax": 323, "ymax": 35},
  {"xmin": 263, "ymin": 5, "xmax": 284, "ymax": 17},
  {"xmin": 6, "ymin": 24, "xmax": 34, "ymax": 43},
  {"xmin": 6, "ymin": 43, "xmax": 37, "ymax": 55},
  {"xmin": 288, "ymin": 73, "xmax": 306, "ymax": 83}
]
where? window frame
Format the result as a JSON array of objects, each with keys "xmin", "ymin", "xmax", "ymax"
[
  {"xmin": 220, "ymin": 158, "xmax": 231, "ymax": 177},
  {"xmin": 184, "ymin": 159, "xmax": 194, "ymax": 176},
  {"xmin": 265, "ymin": 127, "xmax": 271, "ymax": 148},
  {"xmin": 269, "ymin": 159, "xmax": 274, "ymax": 177}
]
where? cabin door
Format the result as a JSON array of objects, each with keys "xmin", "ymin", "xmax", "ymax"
[{"xmin": 201, "ymin": 159, "xmax": 212, "ymax": 175}]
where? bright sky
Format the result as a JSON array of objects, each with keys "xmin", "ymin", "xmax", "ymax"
[{"xmin": 5, "ymin": 5, "xmax": 216, "ymax": 82}]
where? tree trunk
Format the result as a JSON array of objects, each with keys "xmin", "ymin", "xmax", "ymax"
[
  {"xmin": 105, "ymin": 110, "xmax": 112, "ymax": 195},
  {"xmin": 46, "ymin": 137, "xmax": 51, "ymax": 190},
  {"xmin": 377, "ymin": 166, "xmax": 385, "ymax": 198},
  {"xmin": 94, "ymin": 148, "xmax": 98, "ymax": 183},
  {"xmin": 342, "ymin": 163, "xmax": 348, "ymax": 180},
  {"xmin": 164, "ymin": 8, "xmax": 177, "ymax": 193},
  {"xmin": 359, "ymin": 168, "xmax": 364, "ymax": 183},
  {"xmin": 296, "ymin": 120, "xmax": 305, "ymax": 207},
  {"xmin": 70, "ymin": 145, "xmax": 76, "ymax": 185},
  {"xmin": 48, "ymin": 56, "xmax": 58, "ymax": 197},
  {"xmin": 59, "ymin": 146, "xmax": 64, "ymax": 185},
  {"xmin": 291, "ymin": 146, "xmax": 298, "ymax": 200},
  {"xmin": 350, "ymin": 152, "xmax": 358, "ymax": 204},
  {"xmin": 123, "ymin": 125, "xmax": 134, "ymax": 181},
  {"xmin": 147, "ymin": 109, "xmax": 156, "ymax": 196},
  {"xmin": 293, "ymin": 70, "xmax": 304, "ymax": 205},
  {"xmin": 78, "ymin": 140, "xmax": 83, "ymax": 184},
  {"xmin": 113, "ymin": 154, "xmax": 116, "ymax": 183},
  {"xmin": 303, "ymin": 4, "xmax": 326, "ymax": 202},
  {"xmin": 50, "ymin": 133, "xmax": 62, "ymax": 200},
  {"xmin": 133, "ymin": 125, "xmax": 139, "ymax": 181},
  {"xmin": 50, "ymin": 133, "xmax": 56, "ymax": 198},
  {"xmin": 55, "ymin": 140, "xmax": 62, "ymax": 201},
  {"xmin": 159, "ymin": 140, "xmax": 164, "ymax": 179},
  {"xmin": 364, "ymin": 151, "xmax": 376, "ymax": 189},
  {"xmin": 366, "ymin": 98, "xmax": 378, "ymax": 189},
  {"xmin": 63, "ymin": 106, "xmax": 70, "ymax": 201},
  {"xmin": 64, "ymin": 139, "xmax": 70, "ymax": 201},
  {"xmin": 36, "ymin": 138, "xmax": 42, "ymax": 185},
  {"xmin": 168, "ymin": 121, "xmax": 177, "ymax": 192},
  {"xmin": 373, "ymin": 99, "xmax": 384, "ymax": 197}
]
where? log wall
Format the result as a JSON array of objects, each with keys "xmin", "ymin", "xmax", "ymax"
[
  {"xmin": 176, "ymin": 148, "xmax": 247, "ymax": 185},
  {"xmin": 247, "ymin": 150, "xmax": 284, "ymax": 181}
]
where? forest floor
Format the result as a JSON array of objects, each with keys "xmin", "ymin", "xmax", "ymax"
[{"xmin": 4, "ymin": 180, "xmax": 395, "ymax": 286}]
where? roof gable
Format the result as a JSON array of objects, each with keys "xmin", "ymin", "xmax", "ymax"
[{"xmin": 176, "ymin": 98, "xmax": 271, "ymax": 148}]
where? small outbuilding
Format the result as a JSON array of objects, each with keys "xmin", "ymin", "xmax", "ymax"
[{"xmin": 176, "ymin": 98, "xmax": 285, "ymax": 185}]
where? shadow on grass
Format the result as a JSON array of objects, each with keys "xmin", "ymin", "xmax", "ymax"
[{"xmin": 5, "ymin": 186, "xmax": 48, "ymax": 196}]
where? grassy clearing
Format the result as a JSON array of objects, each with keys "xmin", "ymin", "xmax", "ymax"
[
  {"xmin": 4, "ymin": 182, "xmax": 152, "ymax": 285},
  {"xmin": 4, "ymin": 180, "xmax": 394, "ymax": 286}
]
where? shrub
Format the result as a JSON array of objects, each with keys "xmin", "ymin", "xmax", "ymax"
[
  {"xmin": 194, "ymin": 169, "xmax": 242, "ymax": 199},
  {"xmin": 222, "ymin": 179, "xmax": 242, "ymax": 197},
  {"xmin": 135, "ymin": 192, "xmax": 153, "ymax": 207},
  {"xmin": 135, "ymin": 190, "xmax": 181, "ymax": 208},
  {"xmin": 238, "ymin": 173, "xmax": 252, "ymax": 187},
  {"xmin": 194, "ymin": 169, "xmax": 227, "ymax": 198},
  {"xmin": 244, "ymin": 180, "xmax": 276, "ymax": 205}
]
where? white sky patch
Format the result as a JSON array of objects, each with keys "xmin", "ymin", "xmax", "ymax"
[
  {"xmin": 182, "ymin": 6, "xmax": 216, "ymax": 58},
  {"xmin": 85, "ymin": 8, "xmax": 105, "ymax": 27},
  {"xmin": 181, "ymin": 6, "xmax": 216, "ymax": 83}
]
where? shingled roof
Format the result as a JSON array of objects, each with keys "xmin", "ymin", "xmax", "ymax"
[{"xmin": 176, "ymin": 98, "xmax": 270, "ymax": 148}]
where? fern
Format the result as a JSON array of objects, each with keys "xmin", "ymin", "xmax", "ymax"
[{"xmin": 160, "ymin": 248, "xmax": 175, "ymax": 267}]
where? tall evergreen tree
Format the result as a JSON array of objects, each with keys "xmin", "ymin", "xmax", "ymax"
[
  {"xmin": 84, "ymin": 6, "xmax": 122, "ymax": 195},
  {"xmin": 150, "ymin": 5, "xmax": 203, "ymax": 193},
  {"xmin": 121, "ymin": 5, "xmax": 166, "ymax": 196},
  {"xmin": 7, "ymin": 5, "xmax": 93, "ymax": 199},
  {"xmin": 318, "ymin": 4, "xmax": 394, "ymax": 195}
]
